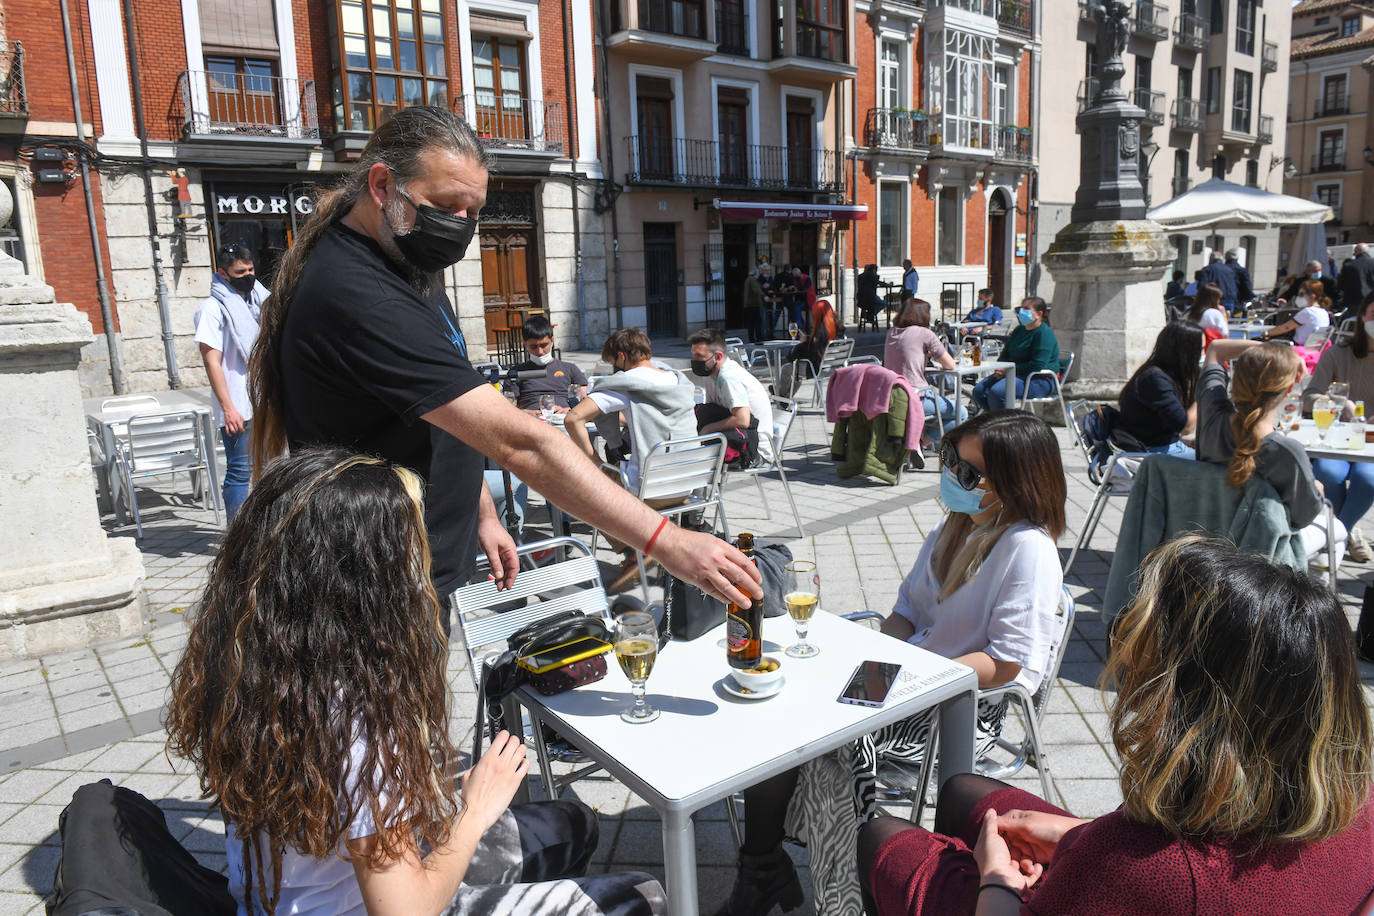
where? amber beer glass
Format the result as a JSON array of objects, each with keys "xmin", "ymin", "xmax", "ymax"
[{"xmin": 726, "ymin": 533, "xmax": 762, "ymax": 669}]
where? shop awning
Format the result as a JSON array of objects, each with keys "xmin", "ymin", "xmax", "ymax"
[{"xmin": 716, "ymin": 200, "xmax": 868, "ymax": 221}]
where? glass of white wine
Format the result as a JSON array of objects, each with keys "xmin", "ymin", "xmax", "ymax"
[
  {"xmin": 1313, "ymin": 394, "xmax": 1336, "ymax": 442},
  {"xmin": 787, "ymin": 321, "xmax": 800, "ymax": 341},
  {"xmin": 783, "ymin": 560, "xmax": 820, "ymax": 658},
  {"xmin": 614, "ymin": 611, "xmax": 660, "ymax": 723}
]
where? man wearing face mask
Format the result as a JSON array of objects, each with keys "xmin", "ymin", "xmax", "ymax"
[
  {"xmin": 194, "ymin": 242, "xmax": 267, "ymax": 521},
  {"xmin": 686, "ymin": 328, "xmax": 773, "ymax": 468},
  {"xmin": 507, "ymin": 315, "xmax": 588, "ymax": 414},
  {"xmin": 250, "ymin": 107, "xmax": 761, "ymax": 627}
]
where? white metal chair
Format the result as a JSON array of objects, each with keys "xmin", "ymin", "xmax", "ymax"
[
  {"xmin": 1301, "ymin": 326, "xmax": 1334, "ymax": 350},
  {"xmin": 726, "ymin": 395, "xmax": 806, "ymax": 537},
  {"xmin": 1063, "ymin": 400, "xmax": 1150, "ymax": 575},
  {"xmin": 112, "ymin": 410, "xmax": 221, "ymax": 538},
  {"xmin": 1334, "ymin": 316, "xmax": 1357, "ymax": 345},
  {"xmin": 793, "ymin": 336, "xmax": 856, "ymax": 407},
  {"xmin": 100, "ymin": 394, "xmax": 161, "ymax": 414},
  {"xmin": 1019, "ymin": 351, "xmax": 1077, "ymax": 442},
  {"xmin": 847, "ymin": 585, "xmax": 1076, "ymax": 820}
]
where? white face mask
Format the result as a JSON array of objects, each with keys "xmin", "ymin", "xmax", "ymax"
[
  {"xmin": 1296, "ymin": 296, "xmax": 1311, "ymax": 309},
  {"xmin": 532, "ymin": 351, "xmax": 554, "ymax": 366},
  {"xmin": 1364, "ymin": 320, "xmax": 1374, "ymax": 340}
]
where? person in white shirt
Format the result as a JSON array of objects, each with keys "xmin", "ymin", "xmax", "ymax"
[
  {"xmin": 193, "ymin": 242, "xmax": 268, "ymax": 519},
  {"xmin": 715, "ymin": 410, "xmax": 1067, "ymax": 916},
  {"xmin": 1185, "ymin": 282, "xmax": 1229, "ymax": 340},
  {"xmin": 1264, "ymin": 279, "xmax": 1332, "ymax": 346},
  {"xmin": 686, "ymin": 327, "xmax": 774, "ymax": 466}
]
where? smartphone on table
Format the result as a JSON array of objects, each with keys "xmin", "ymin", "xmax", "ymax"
[{"xmin": 837, "ymin": 660, "xmax": 903, "ymax": 708}]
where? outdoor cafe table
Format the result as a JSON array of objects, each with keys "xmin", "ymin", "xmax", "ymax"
[
  {"xmin": 1229, "ymin": 320, "xmax": 1273, "ymax": 340},
  {"xmin": 516, "ymin": 611, "xmax": 979, "ymax": 916},
  {"xmin": 1284, "ymin": 417, "xmax": 1374, "ymax": 463},
  {"xmin": 752, "ymin": 338, "xmax": 798, "ymax": 385},
  {"xmin": 83, "ymin": 389, "xmax": 222, "ymax": 519},
  {"xmin": 926, "ymin": 360, "xmax": 1017, "ymax": 433}
]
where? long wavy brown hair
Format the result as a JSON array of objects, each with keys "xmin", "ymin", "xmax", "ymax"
[
  {"xmin": 166, "ymin": 449, "xmax": 458, "ymax": 913},
  {"xmin": 1226, "ymin": 343, "xmax": 1302, "ymax": 489},
  {"xmin": 1106, "ymin": 536, "xmax": 1371, "ymax": 842},
  {"xmin": 248, "ymin": 106, "xmax": 492, "ymax": 479}
]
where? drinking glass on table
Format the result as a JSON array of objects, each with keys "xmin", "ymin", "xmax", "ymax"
[
  {"xmin": 539, "ymin": 394, "xmax": 556, "ymax": 421},
  {"xmin": 783, "ymin": 560, "xmax": 820, "ymax": 658},
  {"xmin": 614, "ymin": 611, "xmax": 660, "ymax": 723},
  {"xmin": 1328, "ymin": 382, "xmax": 1351, "ymax": 417},
  {"xmin": 787, "ymin": 322, "xmax": 800, "ymax": 341},
  {"xmin": 1313, "ymin": 394, "xmax": 1337, "ymax": 441}
]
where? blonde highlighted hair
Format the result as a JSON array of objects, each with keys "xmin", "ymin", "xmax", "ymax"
[
  {"xmin": 1106, "ymin": 536, "xmax": 1371, "ymax": 843},
  {"xmin": 1226, "ymin": 343, "xmax": 1302, "ymax": 489}
]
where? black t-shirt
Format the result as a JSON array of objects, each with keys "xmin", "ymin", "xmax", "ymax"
[
  {"xmin": 279, "ymin": 223, "xmax": 487, "ymax": 594},
  {"xmin": 509, "ymin": 358, "xmax": 588, "ymax": 410}
]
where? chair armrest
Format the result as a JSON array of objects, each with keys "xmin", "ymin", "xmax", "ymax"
[
  {"xmin": 846, "ymin": 355, "xmax": 881, "ymax": 366},
  {"xmin": 842, "ymin": 610, "xmax": 885, "ymax": 630},
  {"xmin": 599, "ymin": 461, "xmax": 630, "ymax": 491},
  {"xmin": 976, "ymin": 681, "xmax": 1034, "ymax": 706},
  {"xmin": 1100, "ymin": 450, "xmax": 1152, "ymax": 478}
]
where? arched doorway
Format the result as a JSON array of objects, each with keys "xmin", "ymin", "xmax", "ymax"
[{"xmin": 987, "ymin": 189, "xmax": 1012, "ymax": 310}]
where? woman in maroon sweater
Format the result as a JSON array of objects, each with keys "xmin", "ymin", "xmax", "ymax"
[{"xmin": 859, "ymin": 536, "xmax": 1374, "ymax": 916}]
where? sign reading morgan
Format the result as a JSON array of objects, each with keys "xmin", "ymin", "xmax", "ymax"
[{"xmin": 216, "ymin": 192, "xmax": 315, "ymax": 217}]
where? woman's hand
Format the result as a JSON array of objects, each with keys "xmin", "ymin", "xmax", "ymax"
[
  {"xmin": 459, "ymin": 730, "xmax": 529, "ymax": 834},
  {"xmin": 995, "ymin": 809, "xmax": 1088, "ymax": 870},
  {"xmin": 973, "ymin": 809, "xmax": 1042, "ymax": 893}
]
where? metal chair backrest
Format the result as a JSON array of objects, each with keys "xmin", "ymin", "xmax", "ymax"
[
  {"xmin": 636, "ymin": 433, "xmax": 728, "ymax": 503},
  {"xmin": 1069, "ymin": 399, "xmax": 1098, "ymax": 468},
  {"xmin": 1028, "ymin": 587, "xmax": 1076, "ymax": 720},
  {"xmin": 724, "ymin": 336, "xmax": 746, "ymax": 350},
  {"xmin": 101, "ymin": 394, "xmax": 161, "ymax": 416},
  {"xmin": 768, "ymin": 395, "xmax": 797, "ymax": 457},
  {"xmin": 124, "ymin": 411, "xmax": 205, "ymax": 473},
  {"xmin": 981, "ymin": 338, "xmax": 1003, "ymax": 360},
  {"xmin": 1336, "ymin": 316, "xmax": 1357, "ymax": 345},
  {"xmin": 818, "ymin": 337, "xmax": 855, "ymax": 373},
  {"xmin": 1057, "ymin": 351, "xmax": 1075, "ymax": 383},
  {"xmin": 1304, "ymin": 326, "xmax": 1333, "ymax": 350},
  {"xmin": 451, "ymin": 537, "xmax": 610, "ymax": 682}
]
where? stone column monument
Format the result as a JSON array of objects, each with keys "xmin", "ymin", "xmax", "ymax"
[
  {"xmin": 0, "ymin": 185, "xmax": 146, "ymax": 658},
  {"xmin": 1042, "ymin": 0, "xmax": 1174, "ymax": 399}
]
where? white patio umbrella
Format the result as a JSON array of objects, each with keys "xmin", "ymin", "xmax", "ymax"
[{"xmin": 1147, "ymin": 177, "xmax": 1334, "ymax": 230}]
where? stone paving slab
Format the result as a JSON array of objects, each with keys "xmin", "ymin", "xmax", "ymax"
[{"xmin": 2, "ymin": 358, "xmax": 1372, "ymax": 915}]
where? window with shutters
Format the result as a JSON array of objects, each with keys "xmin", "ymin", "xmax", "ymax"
[{"xmin": 326, "ymin": 0, "xmax": 448, "ymax": 133}]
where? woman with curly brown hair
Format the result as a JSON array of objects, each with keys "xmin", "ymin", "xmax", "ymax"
[
  {"xmin": 1192, "ymin": 338, "xmax": 1344, "ymax": 566},
  {"xmin": 166, "ymin": 449, "xmax": 665, "ymax": 916},
  {"xmin": 857, "ymin": 535, "xmax": 1374, "ymax": 915}
]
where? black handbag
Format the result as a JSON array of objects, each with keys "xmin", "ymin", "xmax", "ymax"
[{"xmin": 664, "ymin": 572, "xmax": 728, "ymax": 640}]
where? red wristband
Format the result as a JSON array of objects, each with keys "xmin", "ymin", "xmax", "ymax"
[{"xmin": 644, "ymin": 517, "xmax": 669, "ymax": 557}]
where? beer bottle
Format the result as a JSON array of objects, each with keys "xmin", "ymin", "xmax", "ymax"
[
  {"xmin": 972, "ymin": 339, "xmax": 982, "ymax": 366},
  {"xmin": 726, "ymin": 533, "xmax": 762, "ymax": 669}
]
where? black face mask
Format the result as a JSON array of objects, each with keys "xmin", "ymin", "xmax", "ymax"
[
  {"xmin": 690, "ymin": 357, "xmax": 716, "ymax": 378},
  {"xmin": 387, "ymin": 187, "xmax": 477, "ymax": 273},
  {"xmin": 226, "ymin": 273, "xmax": 256, "ymax": 296}
]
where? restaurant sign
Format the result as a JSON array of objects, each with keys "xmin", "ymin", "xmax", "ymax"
[
  {"xmin": 716, "ymin": 200, "xmax": 868, "ymax": 222},
  {"xmin": 216, "ymin": 192, "xmax": 314, "ymax": 217}
]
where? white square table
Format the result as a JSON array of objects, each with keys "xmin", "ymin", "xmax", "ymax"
[
  {"xmin": 926, "ymin": 360, "xmax": 1017, "ymax": 431},
  {"xmin": 517, "ymin": 611, "xmax": 979, "ymax": 916},
  {"xmin": 1284, "ymin": 417, "xmax": 1374, "ymax": 463}
]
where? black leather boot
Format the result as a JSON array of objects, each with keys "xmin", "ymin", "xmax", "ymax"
[{"xmin": 714, "ymin": 845, "xmax": 804, "ymax": 916}]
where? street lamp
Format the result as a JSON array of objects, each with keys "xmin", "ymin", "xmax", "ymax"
[{"xmin": 1268, "ymin": 154, "xmax": 1296, "ymax": 180}]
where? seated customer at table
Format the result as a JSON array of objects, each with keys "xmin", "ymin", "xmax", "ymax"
[
  {"xmin": 970, "ymin": 298, "xmax": 1059, "ymax": 412},
  {"xmin": 1184, "ymin": 282, "xmax": 1229, "ymax": 342},
  {"xmin": 507, "ymin": 315, "xmax": 588, "ymax": 413},
  {"xmin": 778, "ymin": 294, "xmax": 840, "ymax": 398},
  {"xmin": 857, "ymin": 264, "xmax": 885, "ymax": 328},
  {"xmin": 1263, "ymin": 279, "xmax": 1332, "ymax": 346},
  {"xmin": 883, "ymin": 298, "xmax": 965, "ymax": 440},
  {"xmin": 1304, "ymin": 290, "xmax": 1374, "ymax": 563},
  {"xmin": 1196, "ymin": 338, "xmax": 1344, "ymax": 567},
  {"xmin": 688, "ymin": 327, "xmax": 774, "ymax": 468},
  {"xmin": 716, "ymin": 411, "xmax": 1065, "ymax": 916},
  {"xmin": 1114, "ymin": 320, "xmax": 1203, "ymax": 458},
  {"xmin": 162, "ymin": 450, "xmax": 666, "ymax": 916},
  {"xmin": 859, "ymin": 535, "xmax": 1374, "ymax": 916},
  {"xmin": 963, "ymin": 288, "xmax": 1002, "ymax": 330}
]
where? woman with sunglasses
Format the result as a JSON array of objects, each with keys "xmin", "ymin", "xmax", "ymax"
[{"xmin": 716, "ymin": 411, "xmax": 1066, "ymax": 916}]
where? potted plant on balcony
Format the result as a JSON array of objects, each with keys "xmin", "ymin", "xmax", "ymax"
[{"xmin": 913, "ymin": 108, "xmax": 926, "ymax": 121}]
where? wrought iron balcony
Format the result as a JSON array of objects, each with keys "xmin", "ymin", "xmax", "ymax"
[
  {"xmin": 864, "ymin": 108, "xmax": 932, "ymax": 152},
  {"xmin": 1132, "ymin": 0, "xmax": 1169, "ymax": 40},
  {"xmin": 1315, "ymin": 98, "xmax": 1349, "ymax": 118},
  {"xmin": 1171, "ymin": 97, "xmax": 1203, "ymax": 132},
  {"xmin": 1313, "ymin": 152, "xmax": 1346, "ymax": 172},
  {"xmin": 716, "ymin": 0, "xmax": 750, "ymax": 55},
  {"xmin": 993, "ymin": 124, "xmax": 1033, "ymax": 162},
  {"xmin": 177, "ymin": 70, "xmax": 318, "ymax": 139},
  {"xmin": 995, "ymin": 0, "xmax": 1032, "ymax": 33},
  {"xmin": 1257, "ymin": 114, "xmax": 1273, "ymax": 145},
  {"xmin": 455, "ymin": 95, "xmax": 565, "ymax": 154},
  {"xmin": 0, "ymin": 42, "xmax": 26, "ymax": 118},
  {"xmin": 624, "ymin": 135, "xmax": 842, "ymax": 191},
  {"xmin": 1171, "ymin": 175, "xmax": 1191, "ymax": 197},
  {"xmin": 1173, "ymin": 12, "xmax": 1207, "ymax": 50},
  {"xmin": 1134, "ymin": 88, "xmax": 1166, "ymax": 125},
  {"xmin": 1261, "ymin": 40, "xmax": 1278, "ymax": 72}
]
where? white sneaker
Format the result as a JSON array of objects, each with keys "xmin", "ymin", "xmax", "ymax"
[{"xmin": 1348, "ymin": 527, "xmax": 1371, "ymax": 563}]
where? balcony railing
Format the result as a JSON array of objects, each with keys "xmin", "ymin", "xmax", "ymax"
[
  {"xmin": 1171, "ymin": 97, "xmax": 1203, "ymax": 131},
  {"xmin": 864, "ymin": 108, "xmax": 932, "ymax": 152},
  {"xmin": 1257, "ymin": 114, "xmax": 1273, "ymax": 144},
  {"xmin": 1172, "ymin": 175, "xmax": 1191, "ymax": 197},
  {"xmin": 624, "ymin": 135, "xmax": 842, "ymax": 190},
  {"xmin": 993, "ymin": 125, "xmax": 1033, "ymax": 162},
  {"xmin": 996, "ymin": 0, "xmax": 1032, "ymax": 32},
  {"xmin": 638, "ymin": 0, "xmax": 705, "ymax": 38},
  {"xmin": 1134, "ymin": 87, "xmax": 1165, "ymax": 124},
  {"xmin": 0, "ymin": 42, "xmax": 26, "ymax": 118},
  {"xmin": 1132, "ymin": 1, "xmax": 1170, "ymax": 39},
  {"xmin": 1261, "ymin": 40, "xmax": 1278, "ymax": 72},
  {"xmin": 177, "ymin": 70, "xmax": 318, "ymax": 139},
  {"xmin": 1173, "ymin": 13, "xmax": 1207, "ymax": 49},
  {"xmin": 455, "ymin": 95, "xmax": 565, "ymax": 154},
  {"xmin": 1316, "ymin": 98, "xmax": 1349, "ymax": 118},
  {"xmin": 1313, "ymin": 152, "xmax": 1346, "ymax": 172},
  {"xmin": 716, "ymin": 0, "xmax": 750, "ymax": 54}
]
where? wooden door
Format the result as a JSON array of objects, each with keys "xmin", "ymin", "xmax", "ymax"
[
  {"xmin": 637, "ymin": 78, "xmax": 675, "ymax": 180},
  {"xmin": 718, "ymin": 89, "xmax": 748, "ymax": 184},
  {"xmin": 988, "ymin": 193, "xmax": 1009, "ymax": 310},
  {"xmin": 479, "ymin": 228, "xmax": 537, "ymax": 350},
  {"xmin": 786, "ymin": 98, "xmax": 814, "ymax": 188}
]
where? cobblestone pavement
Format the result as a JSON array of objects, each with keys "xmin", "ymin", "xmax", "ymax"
[{"xmin": 3, "ymin": 341, "xmax": 1372, "ymax": 915}]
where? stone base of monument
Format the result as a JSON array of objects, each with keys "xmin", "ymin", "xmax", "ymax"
[
  {"xmin": 0, "ymin": 540, "xmax": 147, "ymax": 659},
  {"xmin": 1043, "ymin": 219, "xmax": 1174, "ymax": 403}
]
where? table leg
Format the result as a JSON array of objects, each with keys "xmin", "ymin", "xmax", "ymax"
[
  {"xmin": 950, "ymin": 371, "xmax": 963, "ymax": 429},
  {"xmin": 936, "ymin": 687, "xmax": 977, "ymax": 784},
  {"xmin": 1006, "ymin": 366, "xmax": 1017, "ymax": 410},
  {"xmin": 661, "ymin": 808, "xmax": 699, "ymax": 916}
]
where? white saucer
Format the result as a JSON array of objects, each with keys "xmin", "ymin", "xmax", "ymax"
[{"xmin": 721, "ymin": 674, "xmax": 785, "ymax": 700}]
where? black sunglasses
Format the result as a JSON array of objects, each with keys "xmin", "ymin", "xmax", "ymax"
[{"xmin": 940, "ymin": 438, "xmax": 984, "ymax": 492}]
